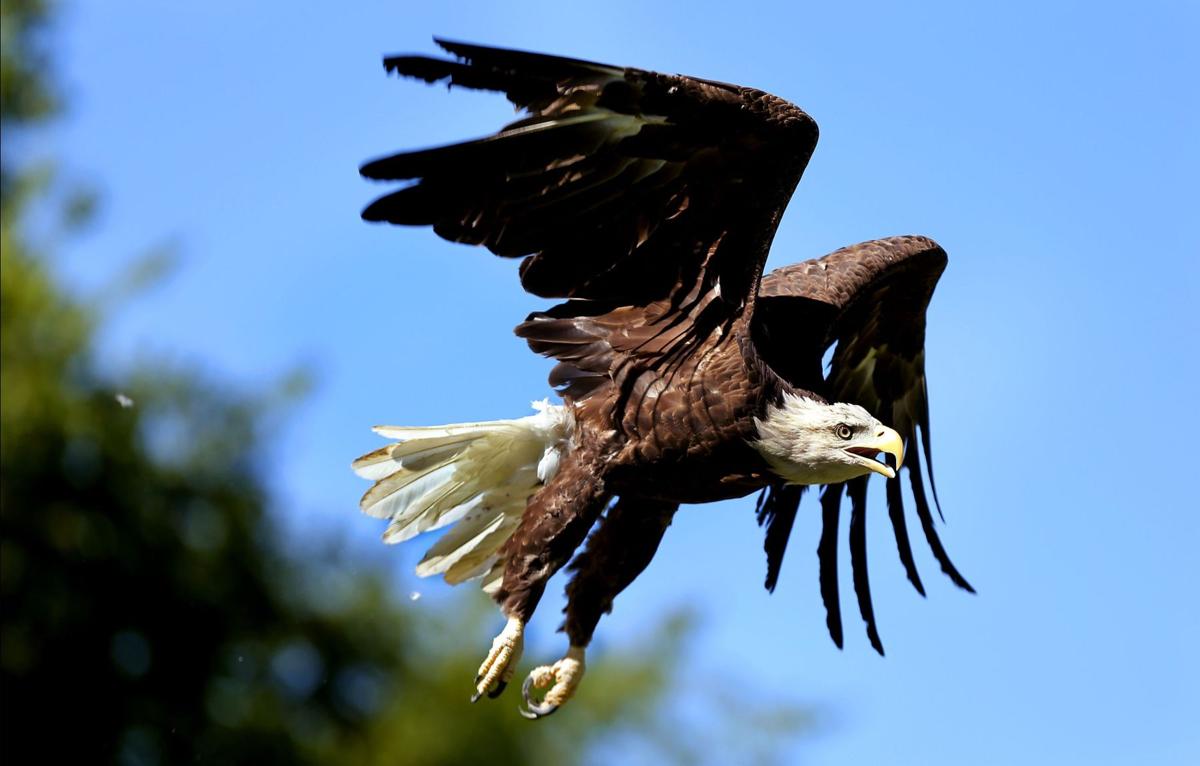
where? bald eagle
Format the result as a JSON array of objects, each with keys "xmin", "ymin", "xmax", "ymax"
[{"xmin": 353, "ymin": 39, "xmax": 972, "ymax": 718}]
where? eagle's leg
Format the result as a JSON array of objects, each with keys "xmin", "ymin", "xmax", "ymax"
[
  {"xmin": 476, "ymin": 437, "xmax": 613, "ymax": 702},
  {"xmin": 520, "ymin": 496, "xmax": 677, "ymax": 718}
]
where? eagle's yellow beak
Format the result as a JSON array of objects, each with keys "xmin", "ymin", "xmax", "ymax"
[{"xmin": 849, "ymin": 426, "xmax": 905, "ymax": 480}]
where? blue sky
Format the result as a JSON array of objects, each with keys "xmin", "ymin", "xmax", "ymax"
[{"xmin": 42, "ymin": 1, "xmax": 1199, "ymax": 763}]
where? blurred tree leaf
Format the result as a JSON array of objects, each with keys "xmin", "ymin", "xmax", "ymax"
[
  {"xmin": 1, "ymin": 0, "xmax": 58, "ymax": 201},
  {"xmin": 0, "ymin": 0, "xmax": 57, "ymax": 124}
]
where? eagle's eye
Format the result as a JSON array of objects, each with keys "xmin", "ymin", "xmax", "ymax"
[{"xmin": 836, "ymin": 424, "xmax": 853, "ymax": 440}]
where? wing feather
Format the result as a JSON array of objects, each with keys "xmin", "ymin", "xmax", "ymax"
[
  {"xmin": 818, "ymin": 483, "xmax": 845, "ymax": 650},
  {"xmin": 908, "ymin": 443, "xmax": 975, "ymax": 592},
  {"xmin": 755, "ymin": 483, "xmax": 805, "ymax": 593},
  {"xmin": 363, "ymin": 39, "xmax": 818, "ymax": 405},
  {"xmin": 885, "ymin": 471, "xmax": 926, "ymax": 597},
  {"xmin": 847, "ymin": 477, "xmax": 884, "ymax": 655}
]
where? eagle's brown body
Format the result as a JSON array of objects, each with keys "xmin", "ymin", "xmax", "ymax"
[
  {"xmin": 355, "ymin": 40, "xmax": 971, "ymax": 714},
  {"xmin": 552, "ymin": 306, "xmax": 780, "ymax": 499}
]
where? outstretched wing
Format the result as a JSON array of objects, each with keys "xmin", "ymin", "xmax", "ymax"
[
  {"xmin": 754, "ymin": 235, "xmax": 972, "ymax": 653},
  {"xmin": 362, "ymin": 39, "xmax": 818, "ymax": 399}
]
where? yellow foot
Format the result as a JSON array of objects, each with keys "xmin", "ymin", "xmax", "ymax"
[
  {"xmin": 520, "ymin": 645, "xmax": 586, "ymax": 719},
  {"xmin": 472, "ymin": 617, "xmax": 524, "ymax": 702}
]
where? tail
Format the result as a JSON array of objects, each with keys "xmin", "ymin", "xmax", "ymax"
[{"xmin": 352, "ymin": 399, "xmax": 573, "ymax": 594}]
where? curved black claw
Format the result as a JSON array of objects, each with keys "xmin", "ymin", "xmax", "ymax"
[
  {"xmin": 472, "ymin": 678, "xmax": 507, "ymax": 703},
  {"xmin": 518, "ymin": 674, "xmax": 559, "ymax": 719}
]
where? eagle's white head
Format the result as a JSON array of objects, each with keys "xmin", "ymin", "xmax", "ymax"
[{"xmin": 752, "ymin": 393, "xmax": 904, "ymax": 485}]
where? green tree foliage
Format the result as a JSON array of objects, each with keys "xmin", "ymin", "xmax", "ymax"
[
  {"xmin": 0, "ymin": 220, "xmax": 692, "ymax": 766},
  {"xmin": 1, "ymin": 0, "xmax": 57, "ymax": 204}
]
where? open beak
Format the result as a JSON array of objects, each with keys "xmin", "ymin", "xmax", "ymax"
[{"xmin": 845, "ymin": 426, "xmax": 905, "ymax": 479}]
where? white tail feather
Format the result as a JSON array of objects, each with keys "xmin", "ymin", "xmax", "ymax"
[{"xmin": 354, "ymin": 400, "xmax": 574, "ymax": 592}]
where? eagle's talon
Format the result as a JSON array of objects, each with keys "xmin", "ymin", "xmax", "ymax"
[
  {"xmin": 519, "ymin": 672, "xmax": 560, "ymax": 718},
  {"xmin": 473, "ymin": 617, "xmax": 524, "ymax": 701},
  {"xmin": 519, "ymin": 700, "xmax": 559, "ymax": 718},
  {"xmin": 517, "ymin": 646, "xmax": 586, "ymax": 720}
]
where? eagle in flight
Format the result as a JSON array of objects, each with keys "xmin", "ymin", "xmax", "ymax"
[{"xmin": 354, "ymin": 39, "xmax": 972, "ymax": 718}]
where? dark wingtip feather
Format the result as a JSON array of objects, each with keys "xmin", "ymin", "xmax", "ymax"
[
  {"xmin": 360, "ymin": 153, "xmax": 414, "ymax": 181},
  {"xmin": 361, "ymin": 204, "xmax": 383, "ymax": 223},
  {"xmin": 847, "ymin": 479, "xmax": 885, "ymax": 656},
  {"xmin": 758, "ymin": 484, "xmax": 804, "ymax": 593},
  {"xmin": 360, "ymin": 184, "xmax": 443, "ymax": 225},
  {"xmin": 432, "ymin": 37, "xmax": 622, "ymax": 75},
  {"xmin": 380, "ymin": 43, "xmax": 556, "ymax": 100},
  {"xmin": 909, "ymin": 449, "xmax": 975, "ymax": 594},
  {"xmin": 818, "ymin": 484, "xmax": 845, "ymax": 649},
  {"xmin": 433, "ymin": 37, "xmax": 480, "ymax": 59},
  {"xmin": 917, "ymin": 395, "xmax": 946, "ymax": 523},
  {"xmin": 380, "ymin": 55, "xmax": 461, "ymax": 84},
  {"xmin": 360, "ymin": 197, "xmax": 394, "ymax": 223},
  {"xmin": 885, "ymin": 473, "xmax": 926, "ymax": 597}
]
